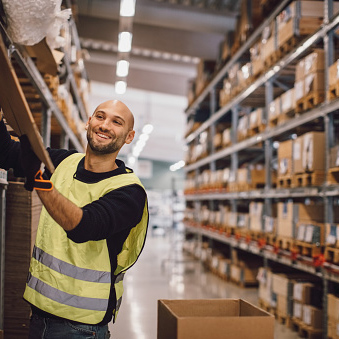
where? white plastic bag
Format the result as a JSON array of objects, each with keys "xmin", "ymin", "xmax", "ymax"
[{"xmin": 2, "ymin": 0, "xmax": 71, "ymax": 47}]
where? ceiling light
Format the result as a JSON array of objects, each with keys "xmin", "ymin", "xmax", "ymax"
[
  {"xmin": 139, "ymin": 133, "xmax": 149, "ymax": 142},
  {"xmin": 116, "ymin": 60, "xmax": 130, "ymax": 77},
  {"xmin": 120, "ymin": 0, "xmax": 136, "ymax": 17},
  {"xmin": 115, "ymin": 80, "xmax": 127, "ymax": 94},
  {"xmin": 118, "ymin": 32, "xmax": 133, "ymax": 52},
  {"xmin": 142, "ymin": 124, "xmax": 154, "ymax": 134}
]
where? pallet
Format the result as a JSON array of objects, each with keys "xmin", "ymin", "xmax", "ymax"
[
  {"xmin": 290, "ymin": 318, "xmax": 323, "ymax": 339},
  {"xmin": 258, "ymin": 299, "xmax": 276, "ymax": 316},
  {"xmin": 276, "ymin": 236, "xmax": 294, "ymax": 251},
  {"xmin": 277, "ymin": 36, "xmax": 302, "ymax": 59},
  {"xmin": 296, "ymin": 91, "xmax": 325, "ymax": 113},
  {"xmin": 264, "ymin": 233, "xmax": 277, "ymax": 247},
  {"xmin": 277, "ymin": 175, "xmax": 295, "ymax": 188},
  {"xmin": 276, "ymin": 312, "xmax": 292, "ymax": 327},
  {"xmin": 248, "ymin": 124, "xmax": 266, "ymax": 137},
  {"xmin": 294, "ymin": 171, "xmax": 325, "ymax": 187},
  {"xmin": 328, "ymin": 167, "xmax": 339, "ymax": 185},
  {"xmin": 325, "ymin": 246, "xmax": 339, "ymax": 264},
  {"xmin": 329, "ymin": 81, "xmax": 339, "ymax": 100},
  {"xmin": 293, "ymin": 241, "xmax": 323, "ymax": 258}
]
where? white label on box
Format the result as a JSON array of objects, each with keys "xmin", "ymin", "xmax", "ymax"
[
  {"xmin": 293, "ymin": 283, "xmax": 302, "ymax": 301},
  {"xmin": 265, "ymin": 216, "xmax": 274, "ymax": 233},
  {"xmin": 294, "ymin": 142, "xmax": 301, "ymax": 160},
  {"xmin": 297, "ymin": 225, "xmax": 306, "ymax": 241},
  {"xmin": 303, "ymin": 133, "xmax": 313, "ymax": 171},
  {"xmin": 305, "ymin": 73, "xmax": 315, "ymax": 95},
  {"xmin": 294, "ymin": 302, "xmax": 302, "ymax": 318},
  {"xmin": 327, "ymin": 234, "xmax": 337, "ymax": 246},
  {"xmin": 279, "ymin": 158, "xmax": 288, "ymax": 175},
  {"xmin": 295, "ymin": 80, "xmax": 304, "ymax": 101},
  {"xmin": 303, "ymin": 305, "xmax": 311, "ymax": 325},
  {"xmin": 212, "ymin": 257, "xmax": 218, "ymax": 269},
  {"xmin": 305, "ymin": 225, "xmax": 314, "ymax": 243}
]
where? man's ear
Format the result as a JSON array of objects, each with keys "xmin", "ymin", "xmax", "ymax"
[
  {"xmin": 125, "ymin": 130, "xmax": 135, "ymax": 144},
  {"xmin": 85, "ymin": 116, "xmax": 91, "ymax": 130}
]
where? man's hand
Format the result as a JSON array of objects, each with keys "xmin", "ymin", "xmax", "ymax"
[{"xmin": 19, "ymin": 134, "xmax": 53, "ymax": 191}]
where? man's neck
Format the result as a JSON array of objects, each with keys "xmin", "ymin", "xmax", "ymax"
[{"xmin": 84, "ymin": 151, "xmax": 118, "ymax": 173}]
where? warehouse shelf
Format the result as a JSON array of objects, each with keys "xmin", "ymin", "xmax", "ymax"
[
  {"xmin": 185, "ymin": 186, "xmax": 323, "ymax": 201},
  {"xmin": 185, "ymin": 0, "xmax": 292, "ymax": 118},
  {"xmin": 186, "ymin": 11, "xmax": 339, "ymax": 146},
  {"xmin": 184, "ymin": 1, "xmax": 339, "ymax": 337},
  {"xmin": 0, "ymin": 17, "xmax": 87, "ymax": 152}
]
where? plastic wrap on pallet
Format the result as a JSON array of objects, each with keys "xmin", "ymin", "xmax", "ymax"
[{"xmin": 2, "ymin": 0, "xmax": 71, "ymax": 47}]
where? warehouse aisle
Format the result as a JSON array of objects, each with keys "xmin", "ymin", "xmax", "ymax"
[{"xmin": 109, "ymin": 230, "xmax": 300, "ymax": 339}]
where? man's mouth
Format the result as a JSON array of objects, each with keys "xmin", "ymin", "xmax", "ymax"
[{"xmin": 96, "ymin": 132, "xmax": 111, "ymax": 140}]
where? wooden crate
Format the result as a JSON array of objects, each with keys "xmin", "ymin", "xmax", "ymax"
[{"xmin": 4, "ymin": 182, "xmax": 42, "ymax": 339}]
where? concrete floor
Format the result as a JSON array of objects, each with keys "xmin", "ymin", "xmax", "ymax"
[{"xmin": 109, "ymin": 230, "xmax": 300, "ymax": 339}]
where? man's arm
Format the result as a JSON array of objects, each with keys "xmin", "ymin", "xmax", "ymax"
[{"xmin": 37, "ymin": 187, "xmax": 83, "ymax": 231}]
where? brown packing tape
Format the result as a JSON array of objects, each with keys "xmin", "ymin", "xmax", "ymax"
[{"xmin": 0, "ymin": 34, "xmax": 55, "ymax": 173}]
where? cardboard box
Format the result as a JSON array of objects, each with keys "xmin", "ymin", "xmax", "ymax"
[
  {"xmin": 157, "ymin": 299, "xmax": 275, "ymax": 339},
  {"xmin": 277, "ymin": 294, "xmax": 289, "ymax": 316},
  {"xmin": 278, "ymin": 140, "xmax": 293, "ymax": 176},
  {"xmin": 329, "ymin": 60, "xmax": 339, "ymax": 87},
  {"xmin": 302, "ymin": 131, "xmax": 325, "ymax": 172},
  {"xmin": 304, "ymin": 71, "xmax": 325, "ymax": 94},
  {"xmin": 293, "ymin": 135, "xmax": 303, "ymax": 174},
  {"xmin": 328, "ymin": 294, "xmax": 339, "ymax": 321},
  {"xmin": 302, "ymin": 305, "xmax": 323, "ymax": 329},
  {"xmin": 293, "ymin": 282, "xmax": 314, "ymax": 304},
  {"xmin": 293, "ymin": 301, "xmax": 303, "ymax": 320},
  {"xmin": 330, "ymin": 145, "xmax": 339, "ymax": 169},
  {"xmin": 249, "ymin": 202, "xmax": 264, "ymax": 232}
]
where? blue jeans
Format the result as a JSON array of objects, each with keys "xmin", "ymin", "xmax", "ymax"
[{"xmin": 28, "ymin": 314, "xmax": 111, "ymax": 339}]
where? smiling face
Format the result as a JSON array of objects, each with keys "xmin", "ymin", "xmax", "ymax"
[{"xmin": 85, "ymin": 100, "xmax": 135, "ymax": 155}]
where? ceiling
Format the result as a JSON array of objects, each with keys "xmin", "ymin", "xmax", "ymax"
[{"xmin": 75, "ymin": 0, "xmax": 238, "ymax": 163}]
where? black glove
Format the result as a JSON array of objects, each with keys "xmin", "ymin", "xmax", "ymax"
[{"xmin": 19, "ymin": 134, "xmax": 53, "ymax": 192}]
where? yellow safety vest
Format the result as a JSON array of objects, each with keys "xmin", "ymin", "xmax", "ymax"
[{"xmin": 23, "ymin": 153, "xmax": 148, "ymax": 324}]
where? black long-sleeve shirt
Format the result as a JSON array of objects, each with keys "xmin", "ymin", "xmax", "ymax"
[{"xmin": 0, "ymin": 119, "xmax": 147, "ymax": 324}]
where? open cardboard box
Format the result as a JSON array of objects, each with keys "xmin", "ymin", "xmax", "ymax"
[{"xmin": 157, "ymin": 299, "xmax": 274, "ymax": 339}]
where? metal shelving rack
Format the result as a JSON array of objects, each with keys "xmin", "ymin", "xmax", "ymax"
[
  {"xmin": 0, "ymin": 2, "xmax": 88, "ymax": 334},
  {"xmin": 184, "ymin": 0, "xmax": 339, "ymax": 337}
]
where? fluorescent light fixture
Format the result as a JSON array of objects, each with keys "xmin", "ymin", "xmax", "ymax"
[
  {"xmin": 170, "ymin": 160, "xmax": 185, "ymax": 172},
  {"xmin": 115, "ymin": 80, "xmax": 127, "ymax": 94},
  {"xmin": 139, "ymin": 133, "xmax": 149, "ymax": 142},
  {"xmin": 118, "ymin": 32, "xmax": 133, "ymax": 52},
  {"xmin": 136, "ymin": 139, "xmax": 146, "ymax": 148},
  {"xmin": 116, "ymin": 60, "xmax": 130, "ymax": 77},
  {"xmin": 120, "ymin": 0, "xmax": 136, "ymax": 16},
  {"xmin": 142, "ymin": 124, "xmax": 154, "ymax": 134}
]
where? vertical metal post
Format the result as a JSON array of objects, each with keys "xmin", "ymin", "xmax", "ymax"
[
  {"xmin": 0, "ymin": 172, "xmax": 8, "ymax": 331},
  {"xmin": 210, "ymin": 88, "xmax": 216, "ymax": 173},
  {"xmin": 231, "ymin": 106, "xmax": 239, "ymax": 214},
  {"xmin": 41, "ymin": 106, "xmax": 52, "ymax": 148},
  {"xmin": 60, "ymin": 131, "xmax": 70, "ymax": 150}
]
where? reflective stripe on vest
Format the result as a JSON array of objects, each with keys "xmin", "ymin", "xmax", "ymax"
[{"xmin": 24, "ymin": 153, "xmax": 148, "ymax": 324}]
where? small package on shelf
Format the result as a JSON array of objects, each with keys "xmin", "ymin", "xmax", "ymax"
[
  {"xmin": 268, "ymin": 96, "xmax": 281, "ymax": 127},
  {"xmin": 302, "ymin": 305, "xmax": 323, "ymax": 330},
  {"xmin": 277, "ymin": 139, "xmax": 293, "ymax": 178},
  {"xmin": 237, "ymin": 115, "xmax": 249, "ymax": 141}
]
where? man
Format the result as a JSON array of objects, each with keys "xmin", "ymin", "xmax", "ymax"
[{"xmin": 0, "ymin": 100, "xmax": 149, "ymax": 338}]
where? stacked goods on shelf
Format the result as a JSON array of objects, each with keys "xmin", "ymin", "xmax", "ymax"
[
  {"xmin": 237, "ymin": 114, "xmax": 249, "ymax": 142},
  {"xmin": 324, "ymin": 207, "xmax": 339, "ymax": 265},
  {"xmin": 328, "ymin": 294, "xmax": 339, "ymax": 339},
  {"xmin": 276, "ymin": 1, "xmax": 324, "ymax": 57},
  {"xmin": 4, "ymin": 182, "xmax": 42, "ymax": 338},
  {"xmin": 291, "ymin": 281, "xmax": 323, "ymax": 337},
  {"xmin": 218, "ymin": 31, "xmax": 235, "ymax": 67},
  {"xmin": 248, "ymin": 108, "xmax": 265, "ymax": 136},
  {"xmin": 231, "ymin": 0, "xmax": 262, "ymax": 55},
  {"xmin": 295, "ymin": 49, "xmax": 325, "ymax": 113},
  {"xmin": 268, "ymin": 96, "xmax": 281, "ymax": 128},
  {"xmin": 276, "ymin": 201, "xmax": 324, "ymax": 252},
  {"xmin": 293, "ymin": 131, "xmax": 326, "ymax": 187},
  {"xmin": 257, "ymin": 267, "xmax": 276, "ymax": 312},
  {"xmin": 277, "ymin": 139, "xmax": 294, "ymax": 188},
  {"xmin": 195, "ymin": 59, "xmax": 217, "ymax": 97},
  {"xmin": 329, "ymin": 59, "xmax": 339, "ymax": 100},
  {"xmin": 229, "ymin": 251, "xmax": 261, "ymax": 287},
  {"xmin": 280, "ymin": 87, "xmax": 296, "ymax": 124}
]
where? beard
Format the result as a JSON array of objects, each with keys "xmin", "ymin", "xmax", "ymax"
[{"xmin": 87, "ymin": 128, "xmax": 126, "ymax": 155}]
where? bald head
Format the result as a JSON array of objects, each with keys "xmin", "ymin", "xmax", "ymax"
[{"xmin": 94, "ymin": 100, "xmax": 134, "ymax": 131}]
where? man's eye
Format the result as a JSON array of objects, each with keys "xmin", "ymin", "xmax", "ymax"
[{"xmin": 114, "ymin": 120, "xmax": 122, "ymax": 125}]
